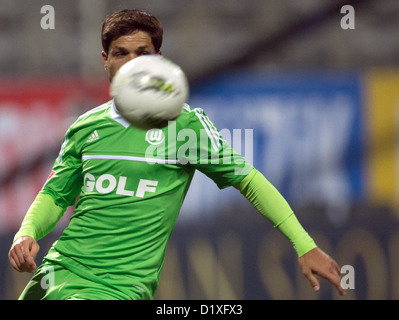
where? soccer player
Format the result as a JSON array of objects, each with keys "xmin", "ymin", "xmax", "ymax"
[{"xmin": 8, "ymin": 8, "xmax": 345, "ymax": 299}]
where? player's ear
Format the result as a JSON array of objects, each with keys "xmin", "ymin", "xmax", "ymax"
[
  {"xmin": 101, "ymin": 51, "xmax": 108, "ymax": 70},
  {"xmin": 157, "ymin": 50, "xmax": 162, "ymax": 56}
]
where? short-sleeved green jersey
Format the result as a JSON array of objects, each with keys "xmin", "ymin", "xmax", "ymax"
[{"xmin": 41, "ymin": 100, "xmax": 252, "ymax": 299}]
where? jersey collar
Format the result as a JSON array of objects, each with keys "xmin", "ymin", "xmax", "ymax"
[{"xmin": 110, "ymin": 99, "xmax": 130, "ymax": 128}]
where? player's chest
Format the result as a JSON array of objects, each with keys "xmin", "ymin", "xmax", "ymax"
[
  {"xmin": 83, "ymin": 123, "xmax": 182, "ymax": 155},
  {"xmin": 80, "ymin": 126, "xmax": 182, "ymax": 175}
]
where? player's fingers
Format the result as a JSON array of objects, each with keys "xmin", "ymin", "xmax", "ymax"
[
  {"xmin": 325, "ymin": 256, "xmax": 340, "ymax": 273},
  {"xmin": 303, "ymin": 269, "xmax": 320, "ymax": 292},
  {"xmin": 335, "ymin": 281, "xmax": 346, "ymax": 296},
  {"xmin": 30, "ymin": 241, "xmax": 40, "ymax": 260},
  {"xmin": 27, "ymin": 242, "xmax": 39, "ymax": 272},
  {"xmin": 326, "ymin": 269, "xmax": 346, "ymax": 296},
  {"xmin": 21, "ymin": 243, "xmax": 33, "ymax": 263},
  {"xmin": 8, "ymin": 251, "xmax": 22, "ymax": 272},
  {"xmin": 10, "ymin": 248, "xmax": 28, "ymax": 272},
  {"xmin": 13, "ymin": 243, "xmax": 27, "ymax": 266},
  {"xmin": 317, "ymin": 261, "xmax": 346, "ymax": 296},
  {"xmin": 21, "ymin": 242, "xmax": 37, "ymax": 272}
]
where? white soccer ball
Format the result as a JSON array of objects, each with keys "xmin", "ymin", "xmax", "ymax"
[{"xmin": 111, "ymin": 55, "xmax": 189, "ymax": 130}]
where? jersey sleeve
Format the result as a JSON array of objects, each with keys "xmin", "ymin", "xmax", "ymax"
[
  {"xmin": 41, "ymin": 124, "xmax": 83, "ymax": 208},
  {"xmin": 181, "ymin": 107, "xmax": 253, "ymax": 189}
]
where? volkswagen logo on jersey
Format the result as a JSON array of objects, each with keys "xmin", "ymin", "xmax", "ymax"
[{"xmin": 145, "ymin": 128, "xmax": 165, "ymax": 145}]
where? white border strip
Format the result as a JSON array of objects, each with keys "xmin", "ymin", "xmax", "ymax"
[{"xmin": 82, "ymin": 154, "xmax": 180, "ymax": 164}]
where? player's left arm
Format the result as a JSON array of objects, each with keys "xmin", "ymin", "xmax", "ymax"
[
  {"xmin": 233, "ymin": 168, "xmax": 345, "ymax": 296},
  {"xmin": 184, "ymin": 107, "xmax": 344, "ymax": 295}
]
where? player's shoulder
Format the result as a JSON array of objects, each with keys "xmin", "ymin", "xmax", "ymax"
[
  {"xmin": 69, "ymin": 100, "xmax": 112, "ymax": 130},
  {"xmin": 76, "ymin": 100, "xmax": 112, "ymax": 124},
  {"xmin": 178, "ymin": 103, "xmax": 210, "ymax": 125},
  {"xmin": 181, "ymin": 103, "xmax": 205, "ymax": 115}
]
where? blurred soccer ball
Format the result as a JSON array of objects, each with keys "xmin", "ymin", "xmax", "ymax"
[{"xmin": 111, "ymin": 55, "xmax": 189, "ymax": 130}]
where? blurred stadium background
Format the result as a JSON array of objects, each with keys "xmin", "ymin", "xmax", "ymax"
[{"xmin": 1, "ymin": 0, "xmax": 399, "ymax": 300}]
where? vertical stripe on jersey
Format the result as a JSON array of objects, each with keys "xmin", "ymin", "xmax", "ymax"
[{"xmin": 193, "ymin": 108, "xmax": 222, "ymax": 152}]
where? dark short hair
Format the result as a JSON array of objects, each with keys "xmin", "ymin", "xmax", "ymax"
[{"xmin": 101, "ymin": 9, "xmax": 163, "ymax": 54}]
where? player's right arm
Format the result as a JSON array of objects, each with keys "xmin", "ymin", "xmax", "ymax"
[
  {"xmin": 8, "ymin": 192, "xmax": 65, "ymax": 272},
  {"xmin": 9, "ymin": 122, "xmax": 82, "ymax": 273}
]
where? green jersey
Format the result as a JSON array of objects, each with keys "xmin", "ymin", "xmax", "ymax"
[{"xmin": 41, "ymin": 100, "xmax": 252, "ymax": 299}]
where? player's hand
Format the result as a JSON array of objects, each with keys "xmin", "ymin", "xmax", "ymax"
[
  {"xmin": 8, "ymin": 236, "xmax": 40, "ymax": 273},
  {"xmin": 298, "ymin": 247, "xmax": 346, "ymax": 296}
]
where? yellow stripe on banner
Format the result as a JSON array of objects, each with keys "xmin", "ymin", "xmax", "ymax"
[{"xmin": 365, "ymin": 69, "xmax": 399, "ymax": 207}]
